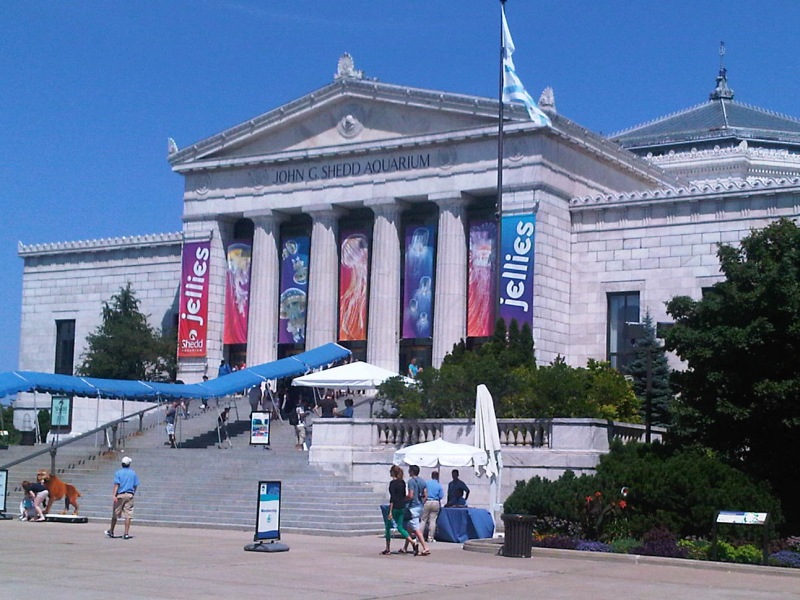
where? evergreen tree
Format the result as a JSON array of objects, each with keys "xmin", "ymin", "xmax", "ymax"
[
  {"xmin": 665, "ymin": 218, "xmax": 800, "ymax": 532},
  {"xmin": 77, "ymin": 283, "xmax": 176, "ymax": 381},
  {"xmin": 627, "ymin": 312, "xmax": 673, "ymax": 426}
]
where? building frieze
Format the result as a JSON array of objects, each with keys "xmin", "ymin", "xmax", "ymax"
[
  {"xmin": 18, "ymin": 232, "xmax": 186, "ymax": 258},
  {"xmin": 570, "ymin": 176, "xmax": 800, "ymax": 212}
]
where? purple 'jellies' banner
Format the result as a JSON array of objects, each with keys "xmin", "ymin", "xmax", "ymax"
[
  {"xmin": 223, "ymin": 241, "xmax": 252, "ymax": 345},
  {"xmin": 402, "ymin": 224, "xmax": 436, "ymax": 339},
  {"xmin": 278, "ymin": 235, "xmax": 310, "ymax": 344},
  {"xmin": 338, "ymin": 230, "xmax": 370, "ymax": 341},
  {"xmin": 498, "ymin": 214, "xmax": 535, "ymax": 328},
  {"xmin": 467, "ymin": 219, "xmax": 497, "ymax": 337}
]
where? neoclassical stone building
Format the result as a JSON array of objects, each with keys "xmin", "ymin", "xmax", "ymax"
[{"xmin": 18, "ymin": 56, "xmax": 800, "ymax": 382}]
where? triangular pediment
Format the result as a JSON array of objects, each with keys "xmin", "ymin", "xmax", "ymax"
[{"xmin": 169, "ymin": 79, "xmax": 505, "ymax": 167}]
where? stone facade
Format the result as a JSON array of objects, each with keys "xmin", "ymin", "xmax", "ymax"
[{"xmin": 15, "ymin": 59, "xmax": 800, "ymax": 384}]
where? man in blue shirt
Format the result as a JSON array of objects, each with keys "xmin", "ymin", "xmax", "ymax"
[
  {"xmin": 105, "ymin": 456, "xmax": 140, "ymax": 540},
  {"xmin": 422, "ymin": 470, "xmax": 444, "ymax": 542},
  {"xmin": 446, "ymin": 469, "xmax": 470, "ymax": 507}
]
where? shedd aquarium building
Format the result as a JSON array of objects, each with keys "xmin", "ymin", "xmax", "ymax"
[{"xmin": 17, "ymin": 56, "xmax": 800, "ymax": 384}]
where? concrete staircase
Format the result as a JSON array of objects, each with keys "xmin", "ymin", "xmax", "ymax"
[{"xmin": 1, "ymin": 396, "xmax": 387, "ymax": 536}]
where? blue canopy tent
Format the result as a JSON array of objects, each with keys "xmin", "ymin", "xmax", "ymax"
[{"xmin": 0, "ymin": 343, "xmax": 351, "ymax": 402}]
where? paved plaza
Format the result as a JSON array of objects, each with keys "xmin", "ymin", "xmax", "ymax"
[{"xmin": 1, "ymin": 519, "xmax": 798, "ymax": 599}]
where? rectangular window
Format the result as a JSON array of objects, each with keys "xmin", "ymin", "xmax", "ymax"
[
  {"xmin": 607, "ymin": 292, "xmax": 640, "ymax": 371},
  {"xmin": 54, "ymin": 319, "xmax": 76, "ymax": 375}
]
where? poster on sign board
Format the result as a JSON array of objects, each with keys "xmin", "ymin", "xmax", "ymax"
[{"xmin": 254, "ymin": 481, "xmax": 282, "ymax": 541}]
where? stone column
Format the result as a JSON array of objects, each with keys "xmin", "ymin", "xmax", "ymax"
[
  {"xmin": 366, "ymin": 200, "xmax": 403, "ymax": 372},
  {"xmin": 305, "ymin": 205, "xmax": 343, "ymax": 351},
  {"xmin": 244, "ymin": 210, "xmax": 284, "ymax": 366},
  {"xmin": 432, "ymin": 193, "xmax": 468, "ymax": 368}
]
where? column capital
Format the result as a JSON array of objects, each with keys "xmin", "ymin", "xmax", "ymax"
[
  {"xmin": 365, "ymin": 198, "xmax": 407, "ymax": 219},
  {"xmin": 303, "ymin": 203, "xmax": 347, "ymax": 217},
  {"xmin": 243, "ymin": 209, "xmax": 289, "ymax": 225}
]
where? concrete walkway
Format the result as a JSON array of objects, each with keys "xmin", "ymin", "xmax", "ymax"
[{"xmin": 1, "ymin": 520, "xmax": 798, "ymax": 599}]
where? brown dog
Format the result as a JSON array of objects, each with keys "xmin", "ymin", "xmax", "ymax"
[{"xmin": 37, "ymin": 470, "xmax": 81, "ymax": 515}]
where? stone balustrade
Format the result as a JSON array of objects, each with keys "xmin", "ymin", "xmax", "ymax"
[{"xmin": 309, "ymin": 417, "xmax": 664, "ymax": 519}]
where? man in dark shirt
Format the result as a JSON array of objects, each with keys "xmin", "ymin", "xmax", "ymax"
[
  {"xmin": 446, "ymin": 469, "xmax": 470, "ymax": 507},
  {"xmin": 318, "ymin": 393, "xmax": 338, "ymax": 418}
]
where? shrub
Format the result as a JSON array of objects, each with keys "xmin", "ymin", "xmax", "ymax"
[
  {"xmin": 632, "ymin": 526, "xmax": 688, "ymax": 558},
  {"xmin": 533, "ymin": 535, "xmax": 578, "ymax": 550},
  {"xmin": 769, "ymin": 551, "xmax": 800, "ymax": 568},
  {"xmin": 678, "ymin": 537, "xmax": 711, "ymax": 561},
  {"xmin": 576, "ymin": 540, "xmax": 612, "ymax": 552},
  {"xmin": 610, "ymin": 537, "xmax": 640, "ymax": 555},
  {"xmin": 593, "ymin": 441, "xmax": 783, "ymax": 539}
]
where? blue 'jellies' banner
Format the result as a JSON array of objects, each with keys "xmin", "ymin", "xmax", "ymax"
[
  {"xmin": 255, "ymin": 480, "xmax": 281, "ymax": 541},
  {"xmin": 402, "ymin": 224, "xmax": 436, "ymax": 339},
  {"xmin": 499, "ymin": 214, "xmax": 535, "ymax": 327},
  {"xmin": 278, "ymin": 235, "xmax": 310, "ymax": 344}
]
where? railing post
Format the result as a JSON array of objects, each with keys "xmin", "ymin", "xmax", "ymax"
[{"xmin": 49, "ymin": 442, "xmax": 57, "ymax": 474}]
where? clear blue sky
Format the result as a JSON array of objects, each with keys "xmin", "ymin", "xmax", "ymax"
[{"xmin": 2, "ymin": 1, "xmax": 799, "ymax": 374}]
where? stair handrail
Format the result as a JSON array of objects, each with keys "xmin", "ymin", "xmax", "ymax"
[{"xmin": 0, "ymin": 401, "xmax": 163, "ymax": 474}]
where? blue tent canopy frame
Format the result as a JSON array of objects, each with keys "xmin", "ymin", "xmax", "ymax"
[{"xmin": 0, "ymin": 343, "xmax": 351, "ymax": 402}]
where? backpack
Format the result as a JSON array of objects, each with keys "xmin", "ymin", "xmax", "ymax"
[{"xmin": 288, "ymin": 409, "xmax": 299, "ymax": 426}]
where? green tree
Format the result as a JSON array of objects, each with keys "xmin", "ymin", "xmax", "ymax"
[
  {"xmin": 665, "ymin": 218, "xmax": 800, "ymax": 532},
  {"xmin": 627, "ymin": 312, "xmax": 673, "ymax": 426},
  {"xmin": 77, "ymin": 283, "xmax": 176, "ymax": 381}
]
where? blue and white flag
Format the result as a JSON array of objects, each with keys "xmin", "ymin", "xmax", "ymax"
[{"xmin": 502, "ymin": 7, "xmax": 551, "ymax": 127}]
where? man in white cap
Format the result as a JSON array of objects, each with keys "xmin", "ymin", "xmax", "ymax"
[{"xmin": 105, "ymin": 456, "xmax": 140, "ymax": 540}]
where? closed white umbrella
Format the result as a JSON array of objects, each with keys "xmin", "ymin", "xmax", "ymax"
[
  {"xmin": 393, "ymin": 438, "xmax": 488, "ymax": 468},
  {"xmin": 474, "ymin": 384, "xmax": 503, "ymax": 523}
]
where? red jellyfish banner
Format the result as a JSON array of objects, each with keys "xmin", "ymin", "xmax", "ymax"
[
  {"xmin": 223, "ymin": 241, "xmax": 252, "ymax": 345},
  {"xmin": 338, "ymin": 230, "xmax": 370, "ymax": 341}
]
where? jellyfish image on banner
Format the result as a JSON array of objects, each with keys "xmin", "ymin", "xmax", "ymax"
[
  {"xmin": 223, "ymin": 242, "xmax": 252, "ymax": 344},
  {"xmin": 280, "ymin": 288, "xmax": 307, "ymax": 343},
  {"xmin": 278, "ymin": 236, "xmax": 310, "ymax": 344},
  {"xmin": 467, "ymin": 221, "xmax": 496, "ymax": 337},
  {"xmin": 402, "ymin": 225, "xmax": 436, "ymax": 338},
  {"xmin": 339, "ymin": 233, "xmax": 369, "ymax": 341}
]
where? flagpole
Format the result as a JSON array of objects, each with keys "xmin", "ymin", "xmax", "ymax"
[{"xmin": 495, "ymin": 0, "xmax": 506, "ymax": 334}]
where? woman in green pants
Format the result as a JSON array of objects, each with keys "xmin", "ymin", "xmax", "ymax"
[{"xmin": 382, "ymin": 465, "xmax": 418, "ymax": 555}]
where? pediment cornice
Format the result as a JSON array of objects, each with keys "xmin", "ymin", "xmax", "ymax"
[{"xmin": 168, "ymin": 78, "xmax": 522, "ymax": 167}]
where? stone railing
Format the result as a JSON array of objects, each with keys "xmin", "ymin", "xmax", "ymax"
[{"xmin": 309, "ymin": 417, "xmax": 664, "ymax": 511}]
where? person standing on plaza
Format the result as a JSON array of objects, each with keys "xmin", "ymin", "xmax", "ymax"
[
  {"xmin": 165, "ymin": 401, "xmax": 179, "ymax": 448},
  {"xmin": 407, "ymin": 357, "xmax": 420, "ymax": 378},
  {"xmin": 446, "ymin": 469, "xmax": 470, "ymax": 507},
  {"xmin": 382, "ymin": 465, "xmax": 418, "ymax": 556},
  {"xmin": 217, "ymin": 407, "xmax": 232, "ymax": 448},
  {"xmin": 402, "ymin": 465, "xmax": 431, "ymax": 556},
  {"xmin": 318, "ymin": 392, "xmax": 337, "ymax": 418},
  {"xmin": 421, "ymin": 470, "xmax": 444, "ymax": 542},
  {"xmin": 105, "ymin": 456, "xmax": 140, "ymax": 540},
  {"xmin": 248, "ymin": 384, "xmax": 263, "ymax": 414},
  {"xmin": 217, "ymin": 360, "xmax": 231, "ymax": 377}
]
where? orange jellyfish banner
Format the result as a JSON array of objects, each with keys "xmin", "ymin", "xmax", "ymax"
[
  {"xmin": 467, "ymin": 219, "xmax": 497, "ymax": 338},
  {"xmin": 338, "ymin": 230, "xmax": 370, "ymax": 341},
  {"xmin": 402, "ymin": 224, "xmax": 436, "ymax": 339},
  {"xmin": 223, "ymin": 241, "xmax": 252, "ymax": 345},
  {"xmin": 278, "ymin": 235, "xmax": 310, "ymax": 344}
]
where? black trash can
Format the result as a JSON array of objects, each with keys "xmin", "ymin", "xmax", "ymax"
[
  {"xmin": 20, "ymin": 430, "xmax": 36, "ymax": 446},
  {"xmin": 502, "ymin": 514, "xmax": 536, "ymax": 558}
]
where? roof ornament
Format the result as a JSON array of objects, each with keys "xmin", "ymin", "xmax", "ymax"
[
  {"xmin": 167, "ymin": 137, "xmax": 179, "ymax": 155},
  {"xmin": 709, "ymin": 41, "xmax": 735, "ymax": 101},
  {"xmin": 335, "ymin": 53, "xmax": 364, "ymax": 81},
  {"xmin": 538, "ymin": 87, "xmax": 557, "ymax": 114}
]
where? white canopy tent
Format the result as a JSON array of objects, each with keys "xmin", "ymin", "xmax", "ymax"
[
  {"xmin": 291, "ymin": 361, "xmax": 413, "ymax": 390},
  {"xmin": 393, "ymin": 438, "xmax": 488, "ymax": 469}
]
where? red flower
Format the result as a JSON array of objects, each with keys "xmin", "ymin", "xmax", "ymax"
[{"xmin": 618, "ymin": 500, "xmax": 627, "ymax": 510}]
